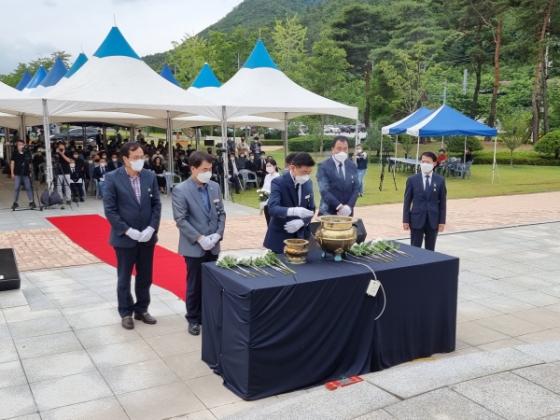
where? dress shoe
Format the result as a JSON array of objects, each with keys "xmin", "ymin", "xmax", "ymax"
[
  {"xmin": 134, "ymin": 312, "xmax": 157, "ymax": 325},
  {"xmin": 188, "ymin": 322, "xmax": 201, "ymax": 336},
  {"xmin": 11, "ymin": 202, "xmax": 18, "ymax": 211},
  {"xmin": 121, "ymin": 316, "xmax": 134, "ymax": 330},
  {"xmin": 29, "ymin": 202, "xmax": 36, "ymax": 209}
]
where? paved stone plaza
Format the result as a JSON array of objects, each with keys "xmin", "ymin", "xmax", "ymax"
[
  {"xmin": 1, "ymin": 176, "xmax": 560, "ymax": 419},
  {"xmin": 0, "ymin": 222, "xmax": 559, "ymax": 419}
]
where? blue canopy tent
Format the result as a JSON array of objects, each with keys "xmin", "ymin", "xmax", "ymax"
[
  {"xmin": 191, "ymin": 63, "xmax": 222, "ymax": 88},
  {"xmin": 406, "ymin": 104, "xmax": 499, "ymax": 182},
  {"xmin": 160, "ymin": 64, "xmax": 180, "ymax": 86},
  {"xmin": 15, "ymin": 71, "xmax": 32, "ymax": 90},
  {"xmin": 64, "ymin": 53, "xmax": 88, "ymax": 79},
  {"xmin": 379, "ymin": 107, "xmax": 434, "ymax": 189},
  {"xmin": 40, "ymin": 57, "xmax": 68, "ymax": 87},
  {"xmin": 24, "ymin": 66, "xmax": 47, "ymax": 89}
]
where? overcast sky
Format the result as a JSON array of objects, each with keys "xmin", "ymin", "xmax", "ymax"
[{"xmin": 0, "ymin": 0, "xmax": 244, "ymax": 74}]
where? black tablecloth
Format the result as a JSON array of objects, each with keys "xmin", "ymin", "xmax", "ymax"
[{"xmin": 201, "ymin": 244, "xmax": 459, "ymax": 400}]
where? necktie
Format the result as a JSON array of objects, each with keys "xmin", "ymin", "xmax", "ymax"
[
  {"xmin": 338, "ymin": 163, "xmax": 343, "ymax": 179},
  {"xmin": 296, "ymin": 183, "xmax": 301, "ymax": 206},
  {"xmin": 425, "ymin": 175, "xmax": 430, "ymax": 191}
]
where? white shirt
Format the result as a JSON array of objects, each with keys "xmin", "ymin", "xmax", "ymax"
[
  {"xmin": 423, "ymin": 172, "xmax": 433, "ymax": 190},
  {"xmin": 262, "ymin": 172, "xmax": 280, "ymax": 195},
  {"xmin": 332, "ymin": 156, "xmax": 346, "ymax": 179}
]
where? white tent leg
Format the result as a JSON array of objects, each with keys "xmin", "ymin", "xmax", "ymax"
[
  {"xmin": 283, "ymin": 112, "xmax": 288, "ymax": 159},
  {"xmin": 166, "ymin": 111, "xmax": 173, "ymax": 175},
  {"xmin": 355, "ymin": 118, "xmax": 360, "ymax": 147},
  {"xmin": 379, "ymin": 133, "xmax": 383, "ymax": 170},
  {"xmin": 42, "ymin": 99, "xmax": 53, "ymax": 188},
  {"xmin": 492, "ymin": 136, "xmax": 497, "ymax": 184},
  {"xmin": 414, "ymin": 136, "xmax": 420, "ymax": 173},
  {"xmin": 221, "ymin": 106, "xmax": 231, "ymax": 201}
]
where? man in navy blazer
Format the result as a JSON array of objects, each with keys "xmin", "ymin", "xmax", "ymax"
[
  {"xmin": 103, "ymin": 142, "xmax": 162, "ymax": 330},
  {"xmin": 317, "ymin": 136, "xmax": 360, "ymax": 216},
  {"xmin": 264, "ymin": 152, "xmax": 316, "ymax": 253},
  {"xmin": 402, "ymin": 151, "xmax": 447, "ymax": 251}
]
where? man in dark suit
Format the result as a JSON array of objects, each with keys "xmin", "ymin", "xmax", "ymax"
[
  {"xmin": 264, "ymin": 152, "xmax": 316, "ymax": 253},
  {"xmin": 316, "ymin": 136, "xmax": 360, "ymax": 216},
  {"xmin": 172, "ymin": 152, "xmax": 226, "ymax": 336},
  {"xmin": 402, "ymin": 151, "xmax": 447, "ymax": 251},
  {"xmin": 107, "ymin": 153, "xmax": 122, "ymax": 172},
  {"xmin": 103, "ymin": 142, "xmax": 162, "ymax": 330}
]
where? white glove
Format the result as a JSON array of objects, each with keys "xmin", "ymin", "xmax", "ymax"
[
  {"xmin": 197, "ymin": 235, "xmax": 215, "ymax": 251},
  {"xmin": 138, "ymin": 226, "xmax": 155, "ymax": 242},
  {"xmin": 284, "ymin": 219, "xmax": 305, "ymax": 234},
  {"xmin": 287, "ymin": 207, "xmax": 314, "ymax": 219},
  {"xmin": 337, "ymin": 205, "xmax": 352, "ymax": 217},
  {"xmin": 125, "ymin": 228, "xmax": 142, "ymax": 241},
  {"xmin": 208, "ymin": 233, "xmax": 221, "ymax": 245}
]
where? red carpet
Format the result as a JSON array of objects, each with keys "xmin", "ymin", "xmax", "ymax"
[{"xmin": 47, "ymin": 214, "xmax": 186, "ymax": 301}]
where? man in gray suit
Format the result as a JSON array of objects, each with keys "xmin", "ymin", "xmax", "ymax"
[
  {"xmin": 103, "ymin": 142, "xmax": 161, "ymax": 330},
  {"xmin": 172, "ymin": 151, "xmax": 226, "ymax": 336}
]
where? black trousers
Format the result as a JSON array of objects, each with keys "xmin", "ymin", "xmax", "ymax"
[
  {"xmin": 114, "ymin": 244, "xmax": 155, "ymax": 318},
  {"xmin": 411, "ymin": 223, "xmax": 438, "ymax": 251},
  {"xmin": 264, "ymin": 205, "xmax": 270, "ymax": 225},
  {"xmin": 185, "ymin": 252, "xmax": 218, "ymax": 324}
]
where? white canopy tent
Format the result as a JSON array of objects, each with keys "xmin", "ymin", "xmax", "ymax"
[
  {"xmin": 0, "ymin": 27, "xmax": 222, "ymax": 186},
  {"xmin": 209, "ymin": 41, "xmax": 358, "ymax": 199}
]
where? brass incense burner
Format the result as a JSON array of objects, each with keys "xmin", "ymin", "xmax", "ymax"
[
  {"xmin": 313, "ymin": 216, "xmax": 357, "ymax": 262},
  {"xmin": 283, "ymin": 239, "xmax": 310, "ymax": 265}
]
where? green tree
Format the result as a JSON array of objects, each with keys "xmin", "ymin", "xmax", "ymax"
[
  {"xmin": 271, "ymin": 15, "xmax": 308, "ymax": 82},
  {"xmin": 167, "ymin": 35, "xmax": 208, "ymax": 87},
  {"xmin": 534, "ymin": 129, "xmax": 560, "ymax": 158},
  {"xmin": 500, "ymin": 111, "xmax": 530, "ymax": 165}
]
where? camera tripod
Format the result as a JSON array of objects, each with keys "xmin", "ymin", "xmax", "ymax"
[{"xmin": 378, "ymin": 153, "xmax": 398, "ymax": 192}]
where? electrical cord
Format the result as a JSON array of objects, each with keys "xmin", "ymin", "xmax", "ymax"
[{"xmin": 343, "ymin": 258, "xmax": 387, "ymax": 321}]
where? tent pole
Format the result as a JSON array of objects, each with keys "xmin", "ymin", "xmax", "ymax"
[
  {"xmin": 355, "ymin": 118, "xmax": 360, "ymax": 148},
  {"xmin": 491, "ymin": 135, "xmax": 497, "ymax": 184},
  {"xmin": 414, "ymin": 135, "xmax": 420, "ymax": 173},
  {"xmin": 20, "ymin": 115, "xmax": 25, "ymax": 143},
  {"xmin": 166, "ymin": 111, "xmax": 174, "ymax": 175},
  {"xmin": 379, "ymin": 133, "xmax": 383, "ymax": 170},
  {"xmin": 42, "ymin": 99, "xmax": 53, "ymax": 188},
  {"xmin": 221, "ymin": 106, "xmax": 231, "ymax": 201},
  {"xmin": 283, "ymin": 112, "xmax": 288, "ymax": 159},
  {"xmin": 463, "ymin": 136, "xmax": 467, "ymax": 166}
]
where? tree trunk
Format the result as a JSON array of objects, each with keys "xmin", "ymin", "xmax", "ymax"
[
  {"xmin": 488, "ymin": 16, "xmax": 503, "ymax": 128},
  {"xmin": 542, "ymin": 42, "xmax": 550, "ymax": 134},
  {"xmin": 471, "ymin": 60, "xmax": 482, "ymax": 118},
  {"xmin": 531, "ymin": 0, "xmax": 556, "ymax": 142},
  {"xmin": 363, "ymin": 61, "xmax": 372, "ymax": 129}
]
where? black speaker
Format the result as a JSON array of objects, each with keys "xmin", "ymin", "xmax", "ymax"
[
  {"xmin": 309, "ymin": 218, "xmax": 367, "ymax": 243},
  {"xmin": 0, "ymin": 248, "xmax": 21, "ymax": 291}
]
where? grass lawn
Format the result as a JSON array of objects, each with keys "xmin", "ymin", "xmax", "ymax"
[{"xmin": 231, "ymin": 149, "xmax": 560, "ymax": 209}]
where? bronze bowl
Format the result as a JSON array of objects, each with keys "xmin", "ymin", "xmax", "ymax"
[
  {"xmin": 283, "ymin": 239, "xmax": 310, "ymax": 265},
  {"xmin": 313, "ymin": 216, "xmax": 357, "ymax": 262}
]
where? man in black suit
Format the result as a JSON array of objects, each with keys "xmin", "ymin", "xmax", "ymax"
[
  {"xmin": 402, "ymin": 151, "xmax": 447, "ymax": 251},
  {"xmin": 103, "ymin": 142, "xmax": 162, "ymax": 330}
]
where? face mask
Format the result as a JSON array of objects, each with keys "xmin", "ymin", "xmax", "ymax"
[
  {"xmin": 130, "ymin": 159, "xmax": 144, "ymax": 172},
  {"xmin": 197, "ymin": 171, "xmax": 212, "ymax": 184},
  {"xmin": 112, "ymin": 159, "xmax": 117, "ymax": 163},
  {"xmin": 266, "ymin": 166, "xmax": 275, "ymax": 174},
  {"xmin": 334, "ymin": 152, "xmax": 348, "ymax": 163},
  {"xmin": 295, "ymin": 174, "xmax": 310, "ymax": 185},
  {"xmin": 420, "ymin": 162, "xmax": 434, "ymax": 174},
  {"xmin": 73, "ymin": 155, "xmax": 79, "ymax": 159},
  {"xmin": 70, "ymin": 164, "xmax": 76, "ymax": 169}
]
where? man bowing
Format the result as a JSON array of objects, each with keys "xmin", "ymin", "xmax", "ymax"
[{"xmin": 264, "ymin": 152, "xmax": 316, "ymax": 253}]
